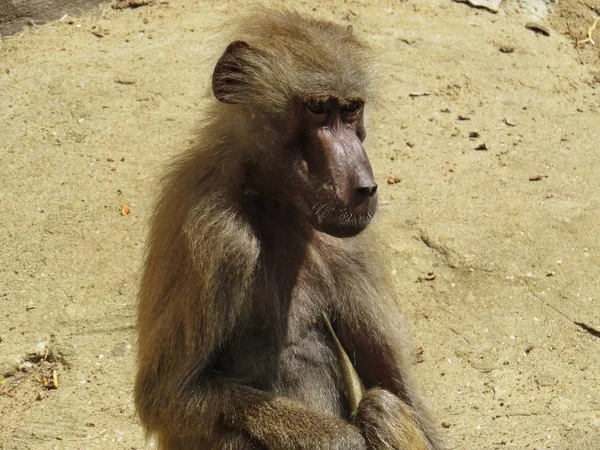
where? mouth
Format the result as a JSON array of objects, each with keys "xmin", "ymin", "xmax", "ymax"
[
  {"xmin": 315, "ymin": 220, "xmax": 370, "ymax": 238},
  {"xmin": 310, "ymin": 201, "xmax": 377, "ymax": 238}
]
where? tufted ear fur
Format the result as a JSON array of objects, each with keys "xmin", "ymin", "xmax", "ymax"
[{"xmin": 212, "ymin": 41, "xmax": 252, "ymax": 104}]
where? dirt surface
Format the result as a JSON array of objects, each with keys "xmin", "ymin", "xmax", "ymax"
[
  {"xmin": 1, "ymin": 0, "xmax": 599, "ymax": 449},
  {"xmin": 0, "ymin": 0, "xmax": 105, "ymax": 37}
]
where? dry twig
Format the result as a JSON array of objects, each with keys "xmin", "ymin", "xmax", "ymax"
[{"xmin": 578, "ymin": 17, "xmax": 600, "ymax": 46}]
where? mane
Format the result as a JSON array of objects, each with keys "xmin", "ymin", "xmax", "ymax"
[{"xmin": 212, "ymin": 8, "xmax": 376, "ymax": 113}]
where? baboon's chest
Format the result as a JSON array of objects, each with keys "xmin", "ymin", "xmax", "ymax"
[
  {"xmin": 216, "ymin": 288, "xmax": 349, "ymax": 417},
  {"xmin": 278, "ymin": 312, "xmax": 350, "ymax": 417}
]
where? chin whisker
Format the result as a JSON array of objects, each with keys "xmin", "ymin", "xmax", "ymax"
[{"xmin": 310, "ymin": 200, "xmax": 374, "ymax": 234}]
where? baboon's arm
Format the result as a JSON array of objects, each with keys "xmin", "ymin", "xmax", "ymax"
[
  {"xmin": 137, "ymin": 368, "xmax": 367, "ymax": 449},
  {"xmin": 334, "ymin": 298, "xmax": 415, "ymax": 398},
  {"xmin": 334, "ymin": 297, "xmax": 444, "ymax": 450}
]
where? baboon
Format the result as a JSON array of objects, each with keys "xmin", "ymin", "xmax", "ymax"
[{"xmin": 135, "ymin": 9, "xmax": 444, "ymax": 450}]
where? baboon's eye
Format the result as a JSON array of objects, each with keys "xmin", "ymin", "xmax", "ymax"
[
  {"xmin": 306, "ymin": 99, "xmax": 330, "ymax": 115},
  {"xmin": 344, "ymin": 100, "xmax": 363, "ymax": 112}
]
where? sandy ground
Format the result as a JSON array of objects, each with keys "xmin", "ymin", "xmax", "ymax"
[{"xmin": 1, "ymin": 0, "xmax": 600, "ymax": 449}]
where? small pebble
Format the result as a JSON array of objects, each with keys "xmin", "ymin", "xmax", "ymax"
[{"xmin": 525, "ymin": 22, "xmax": 550, "ymax": 36}]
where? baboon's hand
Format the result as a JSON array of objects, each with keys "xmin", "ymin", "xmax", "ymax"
[
  {"xmin": 353, "ymin": 388, "xmax": 429, "ymax": 450},
  {"xmin": 226, "ymin": 392, "xmax": 368, "ymax": 450},
  {"xmin": 251, "ymin": 419, "xmax": 367, "ymax": 450}
]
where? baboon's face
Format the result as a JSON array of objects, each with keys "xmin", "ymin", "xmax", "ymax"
[
  {"xmin": 211, "ymin": 40, "xmax": 378, "ymax": 238},
  {"xmin": 290, "ymin": 96, "xmax": 378, "ymax": 238}
]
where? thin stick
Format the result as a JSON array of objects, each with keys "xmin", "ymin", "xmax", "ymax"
[
  {"xmin": 322, "ymin": 313, "xmax": 364, "ymax": 414},
  {"xmin": 578, "ymin": 17, "xmax": 600, "ymax": 46},
  {"xmin": 69, "ymin": 430, "xmax": 108, "ymax": 441}
]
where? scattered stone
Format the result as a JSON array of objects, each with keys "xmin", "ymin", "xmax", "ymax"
[
  {"xmin": 418, "ymin": 272, "xmax": 436, "ymax": 282},
  {"xmin": 114, "ymin": 78, "xmax": 137, "ymax": 85},
  {"xmin": 457, "ymin": 115, "xmax": 471, "ymax": 121},
  {"xmin": 504, "ymin": 118, "xmax": 517, "ymax": 127},
  {"xmin": 524, "ymin": 344, "xmax": 534, "ymax": 355},
  {"xmin": 91, "ymin": 27, "xmax": 109, "ymax": 38},
  {"xmin": 529, "ymin": 174, "xmax": 546, "ymax": 181},
  {"xmin": 499, "ymin": 45, "xmax": 515, "ymax": 53},
  {"xmin": 441, "ymin": 421, "xmax": 452, "ymax": 429},
  {"xmin": 113, "ymin": 0, "xmax": 153, "ymax": 9},
  {"xmin": 454, "ymin": 0, "xmax": 503, "ymax": 14},
  {"xmin": 474, "ymin": 143, "xmax": 489, "ymax": 151},
  {"xmin": 415, "ymin": 346, "xmax": 425, "ymax": 363},
  {"xmin": 525, "ymin": 22, "xmax": 550, "ymax": 36},
  {"xmin": 387, "ymin": 176, "xmax": 401, "ymax": 185},
  {"xmin": 469, "ymin": 131, "xmax": 480, "ymax": 139},
  {"xmin": 19, "ymin": 361, "xmax": 35, "ymax": 372}
]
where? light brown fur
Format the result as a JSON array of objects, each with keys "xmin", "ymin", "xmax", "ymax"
[{"xmin": 135, "ymin": 9, "xmax": 444, "ymax": 450}]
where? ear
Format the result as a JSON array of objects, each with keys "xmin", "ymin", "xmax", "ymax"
[{"xmin": 212, "ymin": 41, "xmax": 251, "ymax": 104}]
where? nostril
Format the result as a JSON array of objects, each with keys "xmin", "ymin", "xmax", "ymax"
[{"xmin": 356, "ymin": 183, "xmax": 378, "ymax": 199}]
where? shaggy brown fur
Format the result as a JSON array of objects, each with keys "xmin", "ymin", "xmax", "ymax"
[{"xmin": 135, "ymin": 9, "xmax": 444, "ymax": 450}]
